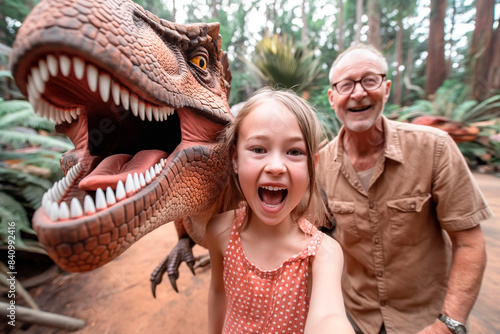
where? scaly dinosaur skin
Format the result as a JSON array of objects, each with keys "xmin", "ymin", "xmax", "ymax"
[{"xmin": 10, "ymin": 0, "xmax": 232, "ymax": 285}]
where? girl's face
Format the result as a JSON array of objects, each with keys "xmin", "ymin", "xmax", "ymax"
[{"xmin": 233, "ymin": 100, "xmax": 309, "ymax": 227}]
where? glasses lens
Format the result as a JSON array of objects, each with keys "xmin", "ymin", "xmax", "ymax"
[
  {"xmin": 337, "ymin": 80, "xmax": 354, "ymax": 94},
  {"xmin": 362, "ymin": 75, "xmax": 383, "ymax": 90}
]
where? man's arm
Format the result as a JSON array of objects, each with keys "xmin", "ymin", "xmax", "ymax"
[{"xmin": 419, "ymin": 224, "xmax": 486, "ymax": 334}]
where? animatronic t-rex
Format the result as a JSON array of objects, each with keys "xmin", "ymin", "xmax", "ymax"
[{"xmin": 10, "ymin": 0, "xmax": 234, "ymax": 295}]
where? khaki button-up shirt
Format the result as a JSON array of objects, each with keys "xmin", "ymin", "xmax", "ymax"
[{"xmin": 318, "ymin": 116, "xmax": 492, "ymax": 334}]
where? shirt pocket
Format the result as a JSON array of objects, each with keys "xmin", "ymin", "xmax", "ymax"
[
  {"xmin": 329, "ymin": 200, "xmax": 361, "ymax": 244},
  {"xmin": 387, "ymin": 193, "xmax": 432, "ymax": 245}
]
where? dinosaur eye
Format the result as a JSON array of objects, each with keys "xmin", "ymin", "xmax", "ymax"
[{"xmin": 190, "ymin": 55, "xmax": 207, "ymax": 70}]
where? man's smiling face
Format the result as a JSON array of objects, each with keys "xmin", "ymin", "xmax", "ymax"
[{"xmin": 328, "ymin": 49, "xmax": 391, "ymax": 133}]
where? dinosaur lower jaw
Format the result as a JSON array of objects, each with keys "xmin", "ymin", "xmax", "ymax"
[{"xmin": 40, "ymin": 150, "xmax": 169, "ymax": 220}]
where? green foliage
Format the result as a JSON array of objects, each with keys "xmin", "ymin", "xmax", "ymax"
[
  {"xmin": 388, "ymin": 80, "xmax": 500, "ymax": 172},
  {"xmin": 0, "ymin": 99, "xmax": 71, "ymax": 251},
  {"xmin": 310, "ymin": 85, "xmax": 342, "ymax": 140},
  {"xmin": 388, "ymin": 80, "xmax": 500, "ymax": 123},
  {"xmin": 248, "ymin": 34, "xmax": 323, "ymax": 95},
  {"xmin": 0, "ymin": 0, "xmax": 39, "ymax": 46},
  {"xmin": 459, "ymin": 122, "xmax": 500, "ymax": 173},
  {"xmin": 132, "ymin": 0, "xmax": 172, "ymax": 21},
  {"xmin": 0, "ymin": 70, "xmax": 25, "ymax": 100}
]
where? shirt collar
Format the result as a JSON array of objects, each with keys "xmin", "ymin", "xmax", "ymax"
[{"xmin": 334, "ymin": 115, "xmax": 404, "ymax": 164}]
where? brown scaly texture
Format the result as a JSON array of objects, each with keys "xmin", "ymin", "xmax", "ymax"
[{"xmin": 10, "ymin": 0, "xmax": 232, "ymax": 273}]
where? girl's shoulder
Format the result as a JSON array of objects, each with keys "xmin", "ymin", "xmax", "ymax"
[
  {"xmin": 206, "ymin": 210, "xmax": 236, "ymax": 254},
  {"xmin": 207, "ymin": 210, "xmax": 235, "ymax": 236},
  {"xmin": 314, "ymin": 233, "xmax": 343, "ymax": 266}
]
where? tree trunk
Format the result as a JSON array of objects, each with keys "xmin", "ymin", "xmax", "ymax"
[
  {"xmin": 355, "ymin": 0, "xmax": 363, "ymax": 43},
  {"xmin": 172, "ymin": 0, "xmax": 176, "ymax": 22},
  {"xmin": 337, "ymin": 0, "xmax": 344, "ymax": 52},
  {"xmin": 302, "ymin": 0, "xmax": 307, "ymax": 44},
  {"xmin": 447, "ymin": 0, "xmax": 457, "ymax": 76},
  {"xmin": 273, "ymin": 0, "xmax": 277, "ymax": 35},
  {"xmin": 212, "ymin": 0, "xmax": 218, "ymax": 19},
  {"xmin": 488, "ymin": 17, "xmax": 500, "ymax": 91},
  {"xmin": 394, "ymin": 18, "xmax": 403, "ymax": 106},
  {"xmin": 425, "ymin": 0, "xmax": 447, "ymax": 97},
  {"xmin": 367, "ymin": 0, "xmax": 380, "ymax": 49},
  {"xmin": 469, "ymin": 0, "xmax": 495, "ymax": 99}
]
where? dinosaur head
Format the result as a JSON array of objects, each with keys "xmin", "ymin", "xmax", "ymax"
[{"xmin": 10, "ymin": 0, "xmax": 232, "ymax": 271}]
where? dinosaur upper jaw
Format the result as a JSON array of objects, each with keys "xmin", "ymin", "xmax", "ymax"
[{"xmin": 25, "ymin": 51, "xmax": 226, "ymax": 223}]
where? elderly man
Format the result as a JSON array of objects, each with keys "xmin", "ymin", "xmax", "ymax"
[{"xmin": 318, "ymin": 43, "xmax": 492, "ymax": 334}]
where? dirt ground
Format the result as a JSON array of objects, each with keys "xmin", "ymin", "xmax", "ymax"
[{"xmin": 5, "ymin": 172, "xmax": 500, "ymax": 334}]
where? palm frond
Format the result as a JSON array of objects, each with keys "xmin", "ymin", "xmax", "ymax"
[
  {"xmin": 0, "ymin": 129, "xmax": 73, "ymax": 150},
  {"xmin": 0, "ymin": 191, "xmax": 33, "ymax": 247},
  {"xmin": 0, "ymin": 166, "xmax": 54, "ymax": 193},
  {"xmin": 248, "ymin": 34, "xmax": 322, "ymax": 94},
  {"xmin": 0, "ymin": 100, "xmax": 32, "ymax": 118}
]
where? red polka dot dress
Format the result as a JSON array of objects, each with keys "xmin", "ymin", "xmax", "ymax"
[{"xmin": 222, "ymin": 207, "xmax": 324, "ymax": 333}]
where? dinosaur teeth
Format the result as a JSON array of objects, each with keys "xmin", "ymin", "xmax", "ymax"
[
  {"xmin": 112, "ymin": 80, "xmax": 121, "ymax": 106},
  {"xmin": 73, "ymin": 57, "xmax": 85, "ymax": 80},
  {"xmin": 84, "ymin": 195, "xmax": 96, "ymax": 215},
  {"xmin": 59, "ymin": 55, "xmax": 71, "ymax": 77},
  {"xmin": 38, "ymin": 59, "xmax": 49, "ymax": 82},
  {"xmin": 31, "ymin": 67, "xmax": 45, "ymax": 94},
  {"xmin": 87, "ymin": 64, "xmax": 98, "ymax": 92},
  {"xmin": 46, "ymin": 55, "xmax": 58, "ymax": 76},
  {"xmin": 130, "ymin": 93, "xmax": 139, "ymax": 116},
  {"xmin": 99, "ymin": 73, "xmax": 111, "ymax": 103},
  {"xmin": 95, "ymin": 188, "xmax": 107, "ymax": 211},
  {"xmin": 116, "ymin": 180, "xmax": 126, "ymax": 201},
  {"xmin": 106, "ymin": 186, "xmax": 117, "ymax": 205},
  {"xmin": 125, "ymin": 173, "xmax": 135, "ymax": 196},
  {"xmin": 70, "ymin": 198, "xmax": 83, "ymax": 218},
  {"xmin": 120, "ymin": 87, "xmax": 130, "ymax": 110},
  {"xmin": 27, "ymin": 53, "xmax": 175, "ymax": 125}
]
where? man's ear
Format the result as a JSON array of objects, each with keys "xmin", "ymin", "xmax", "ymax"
[
  {"xmin": 384, "ymin": 79, "xmax": 392, "ymax": 103},
  {"xmin": 327, "ymin": 88, "xmax": 336, "ymax": 110}
]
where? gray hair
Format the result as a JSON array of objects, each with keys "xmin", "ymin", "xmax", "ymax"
[{"xmin": 328, "ymin": 43, "xmax": 389, "ymax": 85}]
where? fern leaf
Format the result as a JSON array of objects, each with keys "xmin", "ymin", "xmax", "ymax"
[{"xmin": 0, "ymin": 129, "xmax": 73, "ymax": 151}]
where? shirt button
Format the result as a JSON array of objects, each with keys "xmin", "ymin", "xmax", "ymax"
[
  {"xmin": 377, "ymin": 271, "xmax": 383, "ymax": 277},
  {"xmin": 374, "ymin": 238, "xmax": 380, "ymax": 244},
  {"xmin": 354, "ymin": 180, "xmax": 359, "ymax": 186},
  {"xmin": 369, "ymin": 202, "xmax": 374, "ymax": 209},
  {"xmin": 380, "ymin": 301, "xmax": 386, "ymax": 306},
  {"xmin": 410, "ymin": 203, "xmax": 416, "ymax": 209}
]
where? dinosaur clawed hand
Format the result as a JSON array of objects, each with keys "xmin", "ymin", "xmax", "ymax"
[{"xmin": 150, "ymin": 237, "xmax": 197, "ymax": 297}]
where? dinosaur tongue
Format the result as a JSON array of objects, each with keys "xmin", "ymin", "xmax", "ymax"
[
  {"xmin": 79, "ymin": 150, "xmax": 168, "ymax": 191},
  {"xmin": 259, "ymin": 188, "xmax": 286, "ymax": 206}
]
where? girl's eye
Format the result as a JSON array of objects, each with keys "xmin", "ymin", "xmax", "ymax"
[
  {"xmin": 251, "ymin": 147, "xmax": 266, "ymax": 154},
  {"xmin": 190, "ymin": 55, "xmax": 207, "ymax": 70},
  {"xmin": 288, "ymin": 149, "xmax": 304, "ymax": 156}
]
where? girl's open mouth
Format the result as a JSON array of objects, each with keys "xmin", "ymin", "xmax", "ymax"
[{"xmin": 259, "ymin": 186, "xmax": 288, "ymax": 208}]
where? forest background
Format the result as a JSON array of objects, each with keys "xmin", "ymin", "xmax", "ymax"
[{"xmin": 0, "ymin": 0, "xmax": 499, "ymax": 255}]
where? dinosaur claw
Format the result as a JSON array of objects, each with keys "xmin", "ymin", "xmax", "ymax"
[
  {"xmin": 151, "ymin": 281, "xmax": 158, "ymax": 299},
  {"xmin": 187, "ymin": 260, "xmax": 196, "ymax": 275},
  {"xmin": 169, "ymin": 274, "xmax": 179, "ymax": 293}
]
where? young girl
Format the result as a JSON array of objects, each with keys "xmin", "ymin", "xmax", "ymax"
[{"xmin": 206, "ymin": 87, "xmax": 353, "ymax": 334}]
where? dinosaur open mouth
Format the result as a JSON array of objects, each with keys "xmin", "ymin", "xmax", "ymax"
[{"xmin": 25, "ymin": 53, "xmax": 223, "ymax": 221}]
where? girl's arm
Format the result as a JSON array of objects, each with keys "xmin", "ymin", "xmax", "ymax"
[
  {"xmin": 305, "ymin": 235, "xmax": 354, "ymax": 334},
  {"xmin": 206, "ymin": 211, "xmax": 233, "ymax": 334}
]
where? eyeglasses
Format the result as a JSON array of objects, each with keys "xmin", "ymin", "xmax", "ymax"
[{"xmin": 332, "ymin": 74, "xmax": 386, "ymax": 95}]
